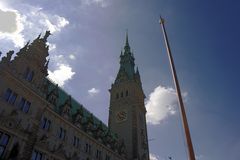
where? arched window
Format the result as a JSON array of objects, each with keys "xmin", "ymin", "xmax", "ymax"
[
  {"xmin": 126, "ymin": 90, "xmax": 129, "ymax": 97},
  {"xmin": 27, "ymin": 71, "xmax": 34, "ymax": 81},
  {"xmin": 24, "ymin": 67, "xmax": 34, "ymax": 82}
]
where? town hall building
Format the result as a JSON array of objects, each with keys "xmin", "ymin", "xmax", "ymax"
[{"xmin": 0, "ymin": 31, "xmax": 149, "ymax": 160}]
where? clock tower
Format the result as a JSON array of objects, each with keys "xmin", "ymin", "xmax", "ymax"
[{"xmin": 108, "ymin": 33, "xmax": 149, "ymax": 160}]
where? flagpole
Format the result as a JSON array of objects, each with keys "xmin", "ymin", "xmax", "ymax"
[{"xmin": 159, "ymin": 17, "xmax": 196, "ymax": 160}]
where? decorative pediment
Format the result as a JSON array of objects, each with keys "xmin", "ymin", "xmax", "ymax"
[
  {"xmin": 94, "ymin": 122, "xmax": 105, "ymax": 140},
  {"xmin": 47, "ymin": 84, "xmax": 59, "ymax": 105},
  {"xmin": 83, "ymin": 114, "xmax": 95, "ymax": 135},
  {"xmin": 102, "ymin": 129, "xmax": 113, "ymax": 146},
  {"xmin": 73, "ymin": 107, "xmax": 84, "ymax": 127},
  {"xmin": 60, "ymin": 95, "xmax": 72, "ymax": 119}
]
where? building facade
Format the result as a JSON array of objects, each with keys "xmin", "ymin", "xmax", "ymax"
[{"xmin": 0, "ymin": 31, "xmax": 149, "ymax": 160}]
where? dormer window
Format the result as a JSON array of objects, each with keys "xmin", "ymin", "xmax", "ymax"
[
  {"xmin": 47, "ymin": 85, "xmax": 59, "ymax": 106},
  {"xmin": 49, "ymin": 95, "xmax": 57, "ymax": 105},
  {"xmin": 61, "ymin": 96, "xmax": 72, "ymax": 118}
]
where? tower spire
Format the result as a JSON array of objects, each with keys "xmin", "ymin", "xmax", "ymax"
[
  {"xmin": 125, "ymin": 29, "xmax": 129, "ymax": 47},
  {"xmin": 124, "ymin": 30, "xmax": 130, "ymax": 53}
]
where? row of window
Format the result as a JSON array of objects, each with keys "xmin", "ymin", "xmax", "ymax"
[
  {"xmin": 0, "ymin": 131, "xmax": 111, "ymax": 160},
  {"xmin": 40, "ymin": 121, "xmax": 110, "ymax": 159},
  {"xmin": 40, "ymin": 118, "xmax": 102, "ymax": 157},
  {"xmin": 32, "ymin": 148, "xmax": 110, "ymax": 160},
  {"xmin": 116, "ymin": 90, "xmax": 128, "ymax": 99},
  {"xmin": 3, "ymin": 88, "xmax": 31, "ymax": 113}
]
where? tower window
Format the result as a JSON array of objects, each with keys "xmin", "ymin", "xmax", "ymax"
[
  {"xmin": 121, "ymin": 92, "xmax": 123, "ymax": 98},
  {"xmin": 116, "ymin": 93, "xmax": 119, "ymax": 99},
  {"xmin": 126, "ymin": 90, "xmax": 128, "ymax": 97}
]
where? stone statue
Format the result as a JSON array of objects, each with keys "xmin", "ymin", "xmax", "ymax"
[{"xmin": 43, "ymin": 31, "xmax": 51, "ymax": 42}]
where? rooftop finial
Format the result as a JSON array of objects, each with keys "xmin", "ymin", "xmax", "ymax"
[
  {"xmin": 136, "ymin": 66, "xmax": 139, "ymax": 74},
  {"xmin": 43, "ymin": 30, "xmax": 51, "ymax": 42},
  {"xmin": 124, "ymin": 29, "xmax": 130, "ymax": 53},
  {"xmin": 125, "ymin": 29, "xmax": 129, "ymax": 47}
]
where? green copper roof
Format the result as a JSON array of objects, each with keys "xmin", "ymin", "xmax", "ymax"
[
  {"xmin": 115, "ymin": 33, "xmax": 137, "ymax": 83},
  {"xmin": 45, "ymin": 78, "xmax": 120, "ymax": 143}
]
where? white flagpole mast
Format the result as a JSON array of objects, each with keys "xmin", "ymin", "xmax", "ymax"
[{"xmin": 159, "ymin": 16, "xmax": 196, "ymax": 160}]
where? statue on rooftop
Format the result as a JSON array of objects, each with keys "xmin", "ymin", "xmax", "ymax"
[{"xmin": 43, "ymin": 31, "xmax": 51, "ymax": 42}]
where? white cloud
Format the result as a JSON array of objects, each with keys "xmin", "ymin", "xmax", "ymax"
[
  {"xmin": 0, "ymin": 3, "xmax": 69, "ymax": 49},
  {"xmin": 46, "ymin": 42, "xmax": 56, "ymax": 51},
  {"xmin": 48, "ymin": 64, "xmax": 75, "ymax": 87},
  {"xmin": 196, "ymin": 154, "xmax": 204, "ymax": 160},
  {"xmin": 150, "ymin": 153, "xmax": 160, "ymax": 160},
  {"xmin": 50, "ymin": 54, "xmax": 67, "ymax": 66},
  {"xmin": 146, "ymin": 85, "xmax": 183, "ymax": 125},
  {"xmin": 0, "ymin": 7, "xmax": 25, "ymax": 47},
  {"xmin": 69, "ymin": 54, "xmax": 76, "ymax": 60},
  {"xmin": 39, "ymin": 14, "xmax": 69, "ymax": 33},
  {"xmin": 108, "ymin": 75, "xmax": 115, "ymax": 82},
  {"xmin": 88, "ymin": 88, "xmax": 100, "ymax": 96},
  {"xmin": 82, "ymin": 0, "xmax": 109, "ymax": 7}
]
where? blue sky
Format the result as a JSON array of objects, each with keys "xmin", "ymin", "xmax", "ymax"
[{"xmin": 0, "ymin": 0, "xmax": 240, "ymax": 159}]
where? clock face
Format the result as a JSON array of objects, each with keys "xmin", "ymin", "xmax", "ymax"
[{"xmin": 116, "ymin": 110, "xmax": 127, "ymax": 122}]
